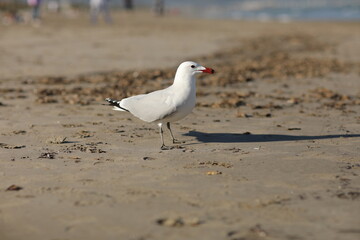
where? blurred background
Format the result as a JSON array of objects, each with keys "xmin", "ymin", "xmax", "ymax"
[
  {"xmin": 1, "ymin": 0, "xmax": 360, "ymax": 25},
  {"xmin": 1, "ymin": 0, "xmax": 359, "ymax": 79}
]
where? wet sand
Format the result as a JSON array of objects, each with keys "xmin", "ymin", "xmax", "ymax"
[{"xmin": 0, "ymin": 11, "xmax": 359, "ymax": 240}]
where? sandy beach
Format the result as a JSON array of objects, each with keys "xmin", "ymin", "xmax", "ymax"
[{"xmin": 0, "ymin": 10, "xmax": 359, "ymax": 240}]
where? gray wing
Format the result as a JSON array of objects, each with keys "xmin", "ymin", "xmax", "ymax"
[{"xmin": 120, "ymin": 89, "xmax": 176, "ymax": 122}]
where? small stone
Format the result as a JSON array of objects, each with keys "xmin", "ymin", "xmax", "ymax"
[
  {"xmin": 6, "ymin": 185, "xmax": 23, "ymax": 191},
  {"xmin": 39, "ymin": 152, "xmax": 57, "ymax": 159},
  {"xmin": 156, "ymin": 218, "xmax": 184, "ymax": 227},
  {"xmin": 206, "ymin": 171, "xmax": 222, "ymax": 175}
]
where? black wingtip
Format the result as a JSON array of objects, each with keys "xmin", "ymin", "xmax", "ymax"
[
  {"xmin": 104, "ymin": 98, "xmax": 130, "ymax": 112},
  {"xmin": 105, "ymin": 98, "xmax": 118, "ymax": 105}
]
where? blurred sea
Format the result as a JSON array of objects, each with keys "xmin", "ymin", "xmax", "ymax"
[
  {"xmin": 152, "ymin": 0, "xmax": 360, "ymax": 21},
  {"xmin": 38, "ymin": 0, "xmax": 360, "ymax": 21}
]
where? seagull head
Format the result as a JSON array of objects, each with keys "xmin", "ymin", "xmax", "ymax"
[{"xmin": 178, "ymin": 61, "xmax": 215, "ymax": 76}]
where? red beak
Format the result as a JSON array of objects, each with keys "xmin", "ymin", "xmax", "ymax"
[{"xmin": 201, "ymin": 67, "xmax": 215, "ymax": 74}]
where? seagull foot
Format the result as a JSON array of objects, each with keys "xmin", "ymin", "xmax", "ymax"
[{"xmin": 161, "ymin": 145, "xmax": 173, "ymax": 150}]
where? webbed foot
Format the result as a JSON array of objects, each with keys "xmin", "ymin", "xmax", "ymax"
[{"xmin": 161, "ymin": 145, "xmax": 172, "ymax": 150}]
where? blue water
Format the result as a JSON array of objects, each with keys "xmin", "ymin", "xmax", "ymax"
[
  {"xmin": 161, "ymin": 0, "xmax": 360, "ymax": 21},
  {"xmin": 71, "ymin": 0, "xmax": 360, "ymax": 21},
  {"xmin": 218, "ymin": 7, "xmax": 360, "ymax": 21}
]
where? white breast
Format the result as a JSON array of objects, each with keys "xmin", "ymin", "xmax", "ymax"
[{"xmin": 158, "ymin": 84, "xmax": 196, "ymax": 123}]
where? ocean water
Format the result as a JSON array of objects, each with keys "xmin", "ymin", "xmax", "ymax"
[
  {"xmin": 162, "ymin": 0, "xmax": 360, "ymax": 21},
  {"xmin": 62, "ymin": 0, "xmax": 360, "ymax": 21}
]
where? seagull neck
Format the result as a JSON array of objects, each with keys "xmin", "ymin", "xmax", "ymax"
[{"xmin": 172, "ymin": 73, "xmax": 196, "ymax": 90}]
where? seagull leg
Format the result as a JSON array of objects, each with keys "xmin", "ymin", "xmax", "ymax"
[
  {"xmin": 166, "ymin": 122, "xmax": 183, "ymax": 144},
  {"xmin": 159, "ymin": 123, "xmax": 170, "ymax": 150}
]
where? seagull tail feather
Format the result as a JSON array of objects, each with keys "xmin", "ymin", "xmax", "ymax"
[{"xmin": 105, "ymin": 98, "xmax": 129, "ymax": 112}]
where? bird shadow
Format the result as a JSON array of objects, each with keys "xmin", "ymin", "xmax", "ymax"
[{"xmin": 184, "ymin": 131, "xmax": 360, "ymax": 143}]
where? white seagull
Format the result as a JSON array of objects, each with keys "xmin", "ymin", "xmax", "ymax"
[{"xmin": 105, "ymin": 61, "xmax": 215, "ymax": 149}]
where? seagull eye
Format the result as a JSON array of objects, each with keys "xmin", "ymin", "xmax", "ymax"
[{"xmin": 191, "ymin": 65, "xmax": 195, "ymax": 69}]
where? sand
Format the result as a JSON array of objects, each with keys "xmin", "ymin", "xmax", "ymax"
[{"xmin": 0, "ymin": 11, "xmax": 359, "ymax": 240}]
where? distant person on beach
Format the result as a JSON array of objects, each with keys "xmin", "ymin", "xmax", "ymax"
[
  {"xmin": 90, "ymin": 0, "xmax": 113, "ymax": 24},
  {"xmin": 27, "ymin": 0, "xmax": 42, "ymax": 21},
  {"xmin": 123, "ymin": 0, "xmax": 133, "ymax": 10},
  {"xmin": 154, "ymin": 0, "xmax": 165, "ymax": 16}
]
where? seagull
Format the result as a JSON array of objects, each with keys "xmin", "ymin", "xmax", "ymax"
[{"xmin": 105, "ymin": 61, "xmax": 215, "ymax": 149}]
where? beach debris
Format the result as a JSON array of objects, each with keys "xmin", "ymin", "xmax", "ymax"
[
  {"xmin": 228, "ymin": 224, "xmax": 268, "ymax": 240},
  {"xmin": 87, "ymin": 147, "xmax": 104, "ymax": 153},
  {"xmin": 12, "ymin": 130, "xmax": 26, "ymax": 135},
  {"xmin": 39, "ymin": 152, "xmax": 57, "ymax": 159},
  {"xmin": 309, "ymin": 87, "xmax": 347, "ymax": 100},
  {"xmin": 112, "ymin": 128, "xmax": 125, "ymax": 133},
  {"xmin": 74, "ymin": 130, "xmax": 93, "ymax": 138},
  {"xmin": 287, "ymin": 97, "xmax": 301, "ymax": 104},
  {"xmin": 6, "ymin": 185, "xmax": 23, "ymax": 191},
  {"xmin": 236, "ymin": 112, "xmax": 253, "ymax": 118},
  {"xmin": 46, "ymin": 136, "xmax": 67, "ymax": 144},
  {"xmin": 36, "ymin": 96, "xmax": 58, "ymax": 104},
  {"xmin": 182, "ymin": 148, "xmax": 195, "ymax": 153},
  {"xmin": 143, "ymin": 157, "xmax": 155, "ymax": 161},
  {"xmin": 69, "ymin": 156, "xmax": 81, "ymax": 163},
  {"xmin": 28, "ymin": 33, "xmax": 357, "ymax": 113},
  {"xmin": 265, "ymin": 113, "xmax": 272, "ymax": 117},
  {"xmin": 156, "ymin": 218, "xmax": 184, "ymax": 227},
  {"xmin": 206, "ymin": 170, "xmax": 222, "ymax": 175},
  {"xmin": 224, "ymin": 147, "xmax": 242, "ymax": 153},
  {"xmin": 156, "ymin": 217, "xmax": 202, "ymax": 227},
  {"xmin": 249, "ymin": 224, "xmax": 268, "ymax": 237},
  {"xmin": 93, "ymin": 161, "xmax": 103, "ymax": 165},
  {"xmin": 288, "ymin": 127, "xmax": 302, "ymax": 131},
  {"xmin": 61, "ymin": 143, "xmax": 105, "ymax": 153},
  {"xmin": 341, "ymin": 163, "xmax": 360, "ymax": 170},
  {"xmin": 37, "ymin": 76, "xmax": 67, "ymax": 85},
  {"xmin": 0, "ymin": 143, "xmax": 25, "ymax": 149},
  {"xmin": 199, "ymin": 161, "xmax": 233, "ymax": 168},
  {"xmin": 86, "ymin": 142, "xmax": 106, "ymax": 153},
  {"xmin": 62, "ymin": 123, "xmax": 84, "ymax": 128},
  {"xmin": 251, "ymin": 103, "xmax": 283, "ymax": 110},
  {"xmin": 336, "ymin": 191, "xmax": 360, "ymax": 200},
  {"xmin": 252, "ymin": 196, "xmax": 291, "ymax": 207}
]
